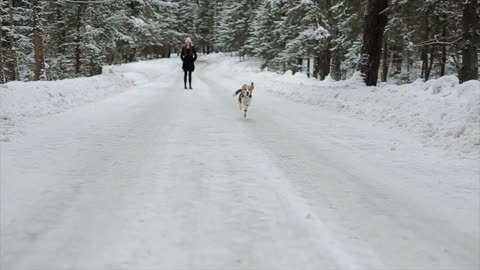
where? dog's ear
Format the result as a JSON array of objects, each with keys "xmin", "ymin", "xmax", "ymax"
[{"xmin": 251, "ymin": 82, "xmax": 254, "ymax": 90}]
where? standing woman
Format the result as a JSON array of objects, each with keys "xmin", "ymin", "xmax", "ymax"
[{"xmin": 180, "ymin": 37, "xmax": 197, "ymax": 89}]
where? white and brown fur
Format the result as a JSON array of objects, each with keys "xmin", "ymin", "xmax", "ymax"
[{"xmin": 233, "ymin": 82, "xmax": 254, "ymax": 118}]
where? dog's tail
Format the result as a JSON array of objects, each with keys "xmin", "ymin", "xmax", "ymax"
[{"xmin": 233, "ymin": 89, "xmax": 242, "ymax": 97}]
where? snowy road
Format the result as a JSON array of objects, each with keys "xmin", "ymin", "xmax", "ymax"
[{"xmin": 1, "ymin": 58, "xmax": 479, "ymax": 269}]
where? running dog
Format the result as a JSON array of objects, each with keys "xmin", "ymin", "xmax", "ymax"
[{"xmin": 233, "ymin": 82, "xmax": 254, "ymax": 118}]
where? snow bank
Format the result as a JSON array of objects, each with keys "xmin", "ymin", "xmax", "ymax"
[
  {"xmin": 264, "ymin": 71, "xmax": 479, "ymax": 156},
  {"xmin": 208, "ymin": 53, "xmax": 480, "ymax": 156},
  {"xmin": 102, "ymin": 59, "xmax": 177, "ymax": 82},
  {"xmin": 0, "ymin": 59, "xmax": 178, "ymax": 141}
]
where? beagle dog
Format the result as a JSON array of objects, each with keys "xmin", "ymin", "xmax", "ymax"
[{"xmin": 233, "ymin": 82, "xmax": 254, "ymax": 118}]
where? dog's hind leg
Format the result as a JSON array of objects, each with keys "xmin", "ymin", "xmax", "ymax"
[{"xmin": 239, "ymin": 102, "xmax": 242, "ymax": 110}]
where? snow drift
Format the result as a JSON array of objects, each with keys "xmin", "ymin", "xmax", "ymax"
[
  {"xmin": 0, "ymin": 59, "xmax": 178, "ymax": 142},
  {"xmin": 263, "ymin": 72, "xmax": 480, "ymax": 156}
]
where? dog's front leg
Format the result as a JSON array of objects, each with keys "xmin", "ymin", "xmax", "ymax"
[{"xmin": 238, "ymin": 95, "xmax": 243, "ymax": 110}]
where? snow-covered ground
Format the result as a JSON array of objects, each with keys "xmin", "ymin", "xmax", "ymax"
[{"xmin": 1, "ymin": 54, "xmax": 479, "ymax": 269}]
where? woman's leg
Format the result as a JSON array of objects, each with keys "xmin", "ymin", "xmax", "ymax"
[
  {"xmin": 184, "ymin": 71, "xmax": 187, "ymax": 88},
  {"xmin": 188, "ymin": 71, "xmax": 192, "ymax": 89}
]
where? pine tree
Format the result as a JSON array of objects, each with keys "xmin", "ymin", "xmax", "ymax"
[
  {"xmin": 217, "ymin": 0, "xmax": 240, "ymax": 51},
  {"xmin": 217, "ymin": 0, "xmax": 261, "ymax": 55},
  {"xmin": 0, "ymin": 22, "xmax": 5, "ymax": 84},
  {"xmin": 7, "ymin": 0, "xmax": 20, "ymax": 80},
  {"xmin": 153, "ymin": 0, "xmax": 181, "ymax": 58},
  {"xmin": 32, "ymin": 0, "xmax": 46, "ymax": 80},
  {"xmin": 358, "ymin": 0, "xmax": 388, "ymax": 86},
  {"xmin": 272, "ymin": 0, "xmax": 330, "ymax": 75},
  {"xmin": 329, "ymin": 0, "xmax": 366, "ymax": 80},
  {"xmin": 81, "ymin": 3, "xmax": 106, "ymax": 75},
  {"xmin": 248, "ymin": 0, "xmax": 287, "ymax": 70},
  {"xmin": 196, "ymin": 0, "xmax": 215, "ymax": 53},
  {"xmin": 212, "ymin": 0, "xmax": 226, "ymax": 52},
  {"xmin": 44, "ymin": 0, "xmax": 68, "ymax": 79},
  {"xmin": 102, "ymin": 1, "xmax": 131, "ymax": 65},
  {"xmin": 0, "ymin": 1, "xmax": 6, "ymax": 83},
  {"xmin": 460, "ymin": 0, "xmax": 479, "ymax": 82},
  {"xmin": 175, "ymin": 0, "xmax": 197, "ymax": 45}
]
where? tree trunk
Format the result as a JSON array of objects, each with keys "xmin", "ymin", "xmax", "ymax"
[
  {"xmin": 437, "ymin": 25, "xmax": 447, "ymax": 77},
  {"xmin": 331, "ymin": 55, "xmax": 342, "ymax": 80},
  {"xmin": 8, "ymin": 0, "xmax": 19, "ymax": 80},
  {"xmin": 406, "ymin": 39, "xmax": 412, "ymax": 74},
  {"xmin": 319, "ymin": 54, "xmax": 326, "ymax": 80},
  {"xmin": 313, "ymin": 56, "xmax": 320, "ymax": 79},
  {"xmin": 74, "ymin": 5, "xmax": 82, "ymax": 75},
  {"xmin": 322, "ymin": 42, "xmax": 331, "ymax": 79},
  {"xmin": 106, "ymin": 53, "xmax": 114, "ymax": 65},
  {"xmin": 425, "ymin": 45, "xmax": 435, "ymax": 81},
  {"xmin": 421, "ymin": 12, "xmax": 430, "ymax": 80},
  {"xmin": 33, "ymin": 0, "xmax": 46, "ymax": 81},
  {"xmin": 325, "ymin": 0, "xmax": 341, "ymax": 81},
  {"xmin": 460, "ymin": 0, "xmax": 479, "ymax": 82},
  {"xmin": 318, "ymin": 56, "xmax": 325, "ymax": 80},
  {"xmin": 129, "ymin": 47, "xmax": 137, "ymax": 62},
  {"xmin": 358, "ymin": 0, "xmax": 388, "ymax": 86},
  {"xmin": 307, "ymin": 57, "xmax": 310, "ymax": 78},
  {"xmin": 293, "ymin": 58, "xmax": 303, "ymax": 74},
  {"xmin": 89, "ymin": 57, "xmax": 95, "ymax": 76},
  {"xmin": 392, "ymin": 43, "xmax": 403, "ymax": 75},
  {"xmin": 0, "ymin": 25, "xmax": 5, "ymax": 83},
  {"xmin": 56, "ymin": 3, "xmax": 66, "ymax": 54},
  {"xmin": 381, "ymin": 33, "xmax": 388, "ymax": 82}
]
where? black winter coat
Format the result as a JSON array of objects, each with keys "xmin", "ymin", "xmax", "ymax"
[{"xmin": 181, "ymin": 46, "xmax": 197, "ymax": 71}]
